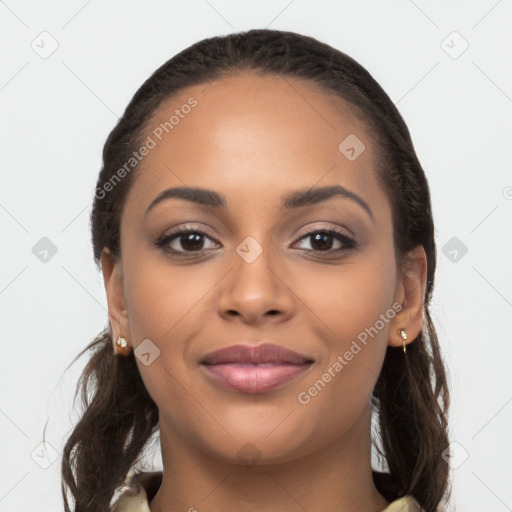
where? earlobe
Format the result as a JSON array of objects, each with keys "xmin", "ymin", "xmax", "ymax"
[
  {"xmin": 388, "ymin": 245, "xmax": 427, "ymax": 349},
  {"xmin": 100, "ymin": 248, "xmax": 131, "ymax": 349}
]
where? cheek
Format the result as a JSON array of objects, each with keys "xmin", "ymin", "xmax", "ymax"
[
  {"xmin": 121, "ymin": 255, "xmax": 216, "ymax": 434},
  {"xmin": 291, "ymin": 253, "xmax": 397, "ymax": 347},
  {"xmin": 123, "ymin": 252, "xmax": 217, "ymax": 344},
  {"xmin": 121, "ymin": 252, "xmax": 221, "ymax": 404},
  {"xmin": 290, "ymin": 252, "xmax": 396, "ymax": 405}
]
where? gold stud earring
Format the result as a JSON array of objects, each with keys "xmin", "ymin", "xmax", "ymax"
[
  {"xmin": 114, "ymin": 336, "xmax": 130, "ymax": 355},
  {"xmin": 398, "ymin": 328, "xmax": 407, "ymax": 353}
]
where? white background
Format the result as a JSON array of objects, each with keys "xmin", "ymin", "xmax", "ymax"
[{"xmin": 1, "ymin": 1, "xmax": 511, "ymax": 510}]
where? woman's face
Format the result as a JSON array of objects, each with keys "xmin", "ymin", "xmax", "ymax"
[{"xmin": 104, "ymin": 71, "xmax": 419, "ymax": 464}]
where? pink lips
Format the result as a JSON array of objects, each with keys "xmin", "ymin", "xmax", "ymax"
[{"xmin": 200, "ymin": 343, "xmax": 314, "ymax": 394}]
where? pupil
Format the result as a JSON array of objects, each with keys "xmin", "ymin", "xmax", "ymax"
[
  {"xmin": 182, "ymin": 233, "xmax": 203, "ymax": 251},
  {"xmin": 312, "ymin": 233, "xmax": 332, "ymax": 251}
]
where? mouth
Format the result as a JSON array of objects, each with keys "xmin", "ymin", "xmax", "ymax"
[{"xmin": 200, "ymin": 343, "xmax": 315, "ymax": 394}]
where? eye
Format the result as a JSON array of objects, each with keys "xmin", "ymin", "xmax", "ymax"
[
  {"xmin": 154, "ymin": 225, "xmax": 357, "ymax": 258},
  {"xmin": 293, "ymin": 227, "xmax": 356, "ymax": 254},
  {"xmin": 154, "ymin": 227, "xmax": 220, "ymax": 256}
]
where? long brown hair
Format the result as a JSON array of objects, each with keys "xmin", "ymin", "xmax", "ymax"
[{"xmin": 61, "ymin": 29, "xmax": 450, "ymax": 512}]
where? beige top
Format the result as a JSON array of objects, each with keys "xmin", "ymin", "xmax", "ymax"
[{"xmin": 110, "ymin": 472, "xmax": 423, "ymax": 511}]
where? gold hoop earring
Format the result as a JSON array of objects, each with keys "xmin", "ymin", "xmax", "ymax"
[{"xmin": 398, "ymin": 328, "xmax": 407, "ymax": 354}]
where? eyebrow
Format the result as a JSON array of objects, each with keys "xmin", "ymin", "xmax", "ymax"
[{"xmin": 144, "ymin": 185, "xmax": 374, "ymax": 222}]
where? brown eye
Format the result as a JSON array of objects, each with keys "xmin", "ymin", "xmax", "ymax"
[
  {"xmin": 293, "ymin": 228, "xmax": 356, "ymax": 253},
  {"xmin": 155, "ymin": 228, "xmax": 220, "ymax": 255}
]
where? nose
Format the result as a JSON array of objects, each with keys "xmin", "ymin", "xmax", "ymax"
[{"xmin": 216, "ymin": 244, "xmax": 295, "ymax": 325}]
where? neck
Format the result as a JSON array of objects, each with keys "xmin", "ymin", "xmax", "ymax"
[{"xmin": 149, "ymin": 404, "xmax": 390, "ymax": 512}]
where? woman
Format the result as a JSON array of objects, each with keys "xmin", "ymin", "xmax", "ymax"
[{"xmin": 61, "ymin": 29, "xmax": 450, "ymax": 512}]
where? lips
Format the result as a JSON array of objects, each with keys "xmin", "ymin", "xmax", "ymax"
[
  {"xmin": 200, "ymin": 343, "xmax": 314, "ymax": 393},
  {"xmin": 201, "ymin": 343, "xmax": 313, "ymax": 365}
]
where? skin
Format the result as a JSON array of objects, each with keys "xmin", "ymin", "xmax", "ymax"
[{"xmin": 101, "ymin": 71, "xmax": 427, "ymax": 512}]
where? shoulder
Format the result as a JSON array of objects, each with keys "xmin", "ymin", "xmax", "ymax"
[
  {"xmin": 110, "ymin": 471, "xmax": 163, "ymax": 512},
  {"xmin": 372, "ymin": 470, "xmax": 424, "ymax": 511},
  {"xmin": 382, "ymin": 495, "xmax": 424, "ymax": 511}
]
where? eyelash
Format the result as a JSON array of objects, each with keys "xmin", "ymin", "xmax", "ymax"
[{"xmin": 154, "ymin": 225, "xmax": 357, "ymax": 258}]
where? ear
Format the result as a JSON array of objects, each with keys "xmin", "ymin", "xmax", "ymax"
[
  {"xmin": 100, "ymin": 247, "xmax": 130, "ymax": 347},
  {"xmin": 388, "ymin": 245, "xmax": 427, "ymax": 349}
]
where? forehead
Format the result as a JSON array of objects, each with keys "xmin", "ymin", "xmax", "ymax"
[{"xmin": 124, "ymin": 71, "xmax": 387, "ymax": 219}]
